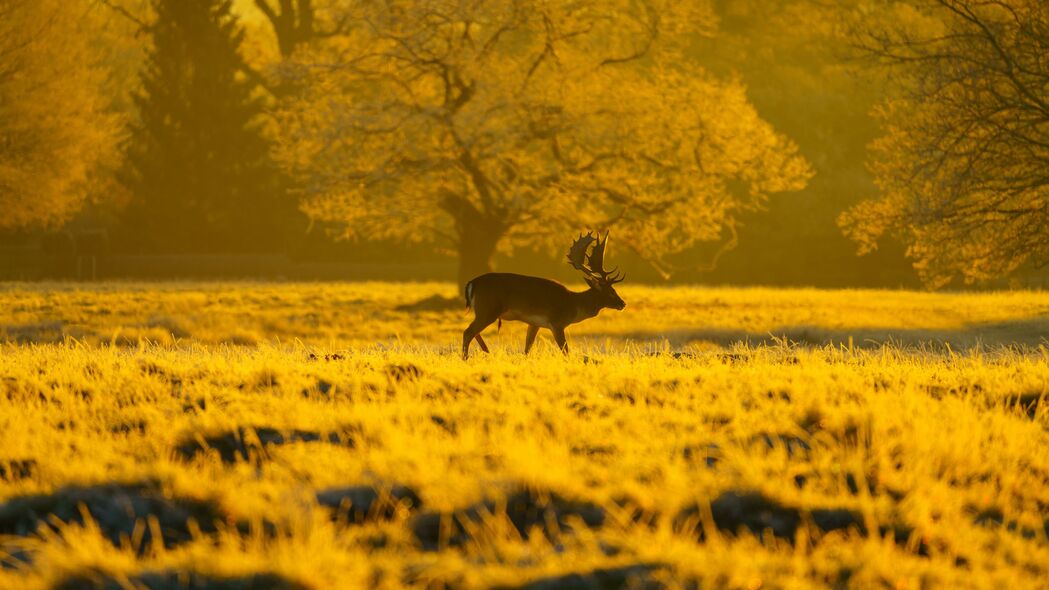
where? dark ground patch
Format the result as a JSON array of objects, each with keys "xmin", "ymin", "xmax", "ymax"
[
  {"xmin": 0, "ymin": 459, "xmax": 37, "ymax": 482},
  {"xmin": 680, "ymin": 443, "xmax": 721, "ymax": 467},
  {"xmin": 790, "ymin": 471, "xmax": 890, "ymax": 499},
  {"xmin": 411, "ymin": 487, "xmax": 606, "ymax": 550},
  {"xmin": 0, "ymin": 321, "xmax": 66, "ymax": 344},
  {"xmin": 0, "ymin": 483, "xmax": 225, "ymax": 552},
  {"xmin": 703, "ymin": 491, "xmax": 807, "ymax": 538},
  {"xmin": 676, "ymin": 491, "xmax": 928, "ymax": 555},
  {"xmin": 306, "ymin": 352, "xmax": 344, "ymax": 362},
  {"xmin": 748, "ymin": 433, "xmax": 812, "ymax": 457},
  {"xmin": 301, "ymin": 379, "xmax": 334, "ymax": 399},
  {"xmin": 53, "ymin": 571, "xmax": 310, "ymax": 590},
  {"xmin": 429, "ymin": 414, "xmax": 456, "ymax": 434},
  {"xmin": 317, "ymin": 484, "xmax": 422, "ymax": 524},
  {"xmin": 0, "ymin": 544, "xmax": 32, "ymax": 570},
  {"xmin": 386, "ymin": 363, "xmax": 424, "ymax": 382},
  {"xmin": 971, "ymin": 506, "xmax": 1049, "ymax": 540},
  {"xmin": 492, "ymin": 564, "xmax": 669, "ymax": 590},
  {"xmin": 174, "ymin": 426, "xmax": 355, "ymax": 464},
  {"xmin": 1003, "ymin": 392, "xmax": 1045, "ymax": 419},
  {"xmin": 109, "ymin": 420, "xmax": 148, "ymax": 436}
]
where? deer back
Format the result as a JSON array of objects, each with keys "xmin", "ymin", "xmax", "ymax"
[{"xmin": 466, "ymin": 273, "xmax": 580, "ymax": 327}]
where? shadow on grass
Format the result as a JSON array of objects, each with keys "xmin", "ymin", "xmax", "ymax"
[
  {"xmin": 393, "ymin": 295, "xmax": 462, "ymax": 312},
  {"xmin": 2, "ymin": 302, "xmax": 1046, "ymax": 350},
  {"xmin": 0, "ymin": 483, "xmax": 225, "ymax": 553},
  {"xmin": 410, "ymin": 485, "xmax": 606, "ymax": 551},
  {"xmin": 581, "ymin": 316, "xmax": 1049, "ymax": 350},
  {"xmin": 54, "ymin": 571, "xmax": 309, "ymax": 590},
  {"xmin": 489, "ymin": 564, "xmax": 667, "ymax": 590},
  {"xmin": 174, "ymin": 426, "xmax": 356, "ymax": 465}
]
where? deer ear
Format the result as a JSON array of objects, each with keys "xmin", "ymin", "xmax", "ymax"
[{"xmin": 584, "ymin": 275, "xmax": 602, "ymax": 289}]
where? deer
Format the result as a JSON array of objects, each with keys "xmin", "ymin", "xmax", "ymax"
[{"xmin": 461, "ymin": 231, "xmax": 626, "ymax": 359}]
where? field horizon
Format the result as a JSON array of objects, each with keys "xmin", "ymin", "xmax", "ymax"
[{"xmin": 3, "ymin": 281, "xmax": 1049, "ymax": 351}]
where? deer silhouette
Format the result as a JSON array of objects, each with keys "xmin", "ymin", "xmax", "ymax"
[{"xmin": 461, "ymin": 232, "xmax": 626, "ymax": 359}]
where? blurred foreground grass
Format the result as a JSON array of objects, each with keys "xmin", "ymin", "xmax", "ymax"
[{"xmin": 0, "ymin": 282, "xmax": 1047, "ymax": 589}]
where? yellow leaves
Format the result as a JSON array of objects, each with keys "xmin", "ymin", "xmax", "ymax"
[
  {"xmin": 0, "ymin": 0, "xmax": 123, "ymax": 230},
  {"xmin": 272, "ymin": 0, "xmax": 812, "ymax": 270},
  {"xmin": 838, "ymin": 192, "xmax": 906, "ymax": 257},
  {"xmin": 841, "ymin": 0, "xmax": 1049, "ymax": 287}
]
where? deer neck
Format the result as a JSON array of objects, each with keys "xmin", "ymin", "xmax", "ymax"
[{"xmin": 570, "ymin": 287, "xmax": 605, "ymax": 323}]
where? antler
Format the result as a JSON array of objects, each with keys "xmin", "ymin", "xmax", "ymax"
[
  {"xmin": 566, "ymin": 231, "xmax": 625, "ymax": 284},
  {"xmin": 567, "ymin": 233, "xmax": 598, "ymax": 278}
]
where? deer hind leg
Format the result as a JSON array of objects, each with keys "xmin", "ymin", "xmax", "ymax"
[
  {"xmin": 462, "ymin": 316, "xmax": 496, "ymax": 360},
  {"xmin": 552, "ymin": 327, "xmax": 568, "ymax": 355},
  {"xmin": 524, "ymin": 325, "xmax": 540, "ymax": 354}
]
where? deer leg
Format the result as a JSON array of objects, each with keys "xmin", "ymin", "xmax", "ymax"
[
  {"xmin": 462, "ymin": 317, "xmax": 495, "ymax": 360},
  {"xmin": 474, "ymin": 334, "xmax": 490, "ymax": 353},
  {"xmin": 524, "ymin": 325, "xmax": 540, "ymax": 354},
  {"xmin": 551, "ymin": 327, "xmax": 568, "ymax": 355}
]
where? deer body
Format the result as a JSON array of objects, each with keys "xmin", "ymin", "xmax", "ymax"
[{"xmin": 461, "ymin": 233, "xmax": 626, "ymax": 359}]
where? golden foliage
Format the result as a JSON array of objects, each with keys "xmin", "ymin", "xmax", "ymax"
[
  {"xmin": 273, "ymin": 0, "xmax": 812, "ymax": 276},
  {"xmin": 0, "ymin": 0, "xmax": 123, "ymax": 230},
  {"xmin": 840, "ymin": 0, "xmax": 1049, "ymax": 287}
]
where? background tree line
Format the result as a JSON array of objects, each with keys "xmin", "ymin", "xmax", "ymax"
[{"xmin": 1, "ymin": 0, "xmax": 1046, "ymax": 290}]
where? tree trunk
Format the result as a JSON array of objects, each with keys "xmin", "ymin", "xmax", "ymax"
[
  {"xmin": 457, "ymin": 221, "xmax": 502, "ymax": 293},
  {"xmin": 439, "ymin": 191, "xmax": 505, "ymax": 293},
  {"xmin": 255, "ymin": 0, "xmax": 317, "ymax": 58}
]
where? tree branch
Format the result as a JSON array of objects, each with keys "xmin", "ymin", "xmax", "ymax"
[{"xmin": 94, "ymin": 0, "xmax": 148, "ymax": 32}]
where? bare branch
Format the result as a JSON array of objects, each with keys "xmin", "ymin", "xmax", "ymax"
[{"xmin": 94, "ymin": 0, "xmax": 148, "ymax": 31}]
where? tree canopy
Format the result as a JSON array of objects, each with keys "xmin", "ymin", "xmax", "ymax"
[
  {"xmin": 841, "ymin": 0, "xmax": 1049, "ymax": 287},
  {"xmin": 274, "ymin": 0, "xmax": 813, "ymax": 286},
  {"xmin": 0, "ymin": 0, "xmax": 122, "ymax": 230}
]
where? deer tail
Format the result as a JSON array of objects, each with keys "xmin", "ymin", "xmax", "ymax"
[{"xmin": 464, "ymin": 280, "xmax": 475, "ymax": 309}]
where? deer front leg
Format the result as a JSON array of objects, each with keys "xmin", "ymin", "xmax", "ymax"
[
  {"xmin": 552, "ymin": 327, "xmax": 568, "ymax": 355},
  {"xmin": 462, "ymin": 318, "xmax": 493, "ymax": 360},
  {"xmin": 462, "ymin": 329, "xmax": 473, "ymax": 360},
  {"xmin": 474, "ymin": 334, "xmax": 490, "ymax": 353},
  {"xmin": 524, "ymin": 325, "xmax": 539, "ymax": 354}
]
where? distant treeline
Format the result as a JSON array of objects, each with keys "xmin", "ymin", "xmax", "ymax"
[{"xmin": 1, "ymin": 1, "xmax": 1047, "ymax": 289}]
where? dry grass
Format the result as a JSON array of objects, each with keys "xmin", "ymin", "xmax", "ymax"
[{"xmin": 0, "ymin": 282, "xmax": 1047, "ymax": 589}]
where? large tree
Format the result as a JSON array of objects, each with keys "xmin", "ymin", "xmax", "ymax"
[
  {"xmin": 0, "ymin": 0, "xmax": 122, "ymax": 230},
  {"xmin": 275, "ymin": 0, "xmax": 813, "ymax": 287},
  {"xmin": 841, "ymin": 0, "xmax": 1049, "ymax": 287},
  {"xmin": 121, "ymin": 0, "xmax": 288, "ymax": 252}
]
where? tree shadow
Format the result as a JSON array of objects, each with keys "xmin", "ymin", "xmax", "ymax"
[{"xmin": 393, "ymin": 294, "xmax": 462, "ymax": 312}]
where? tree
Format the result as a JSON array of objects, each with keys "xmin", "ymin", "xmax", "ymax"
[
  {"xmin": 274, "ymin": 0, "xmax": 813, "ymax": 288},
  {"xmin": 671, "ymin": 0, "xmax": 917, "ymax": 288},
  {"xmin": 121, "ymin": 0, "xmax": 288, "ymax": 252},
  {"xmin": 840, "ymin": 0, "xmax": 1049, "ymax": 287},
  {"xmin": 0, "ymin": 0, "xmax": 122, "ymax": 230},
  {"xmin": 253, "ymin": 0, "xmax": 349, "ymax": 58}
]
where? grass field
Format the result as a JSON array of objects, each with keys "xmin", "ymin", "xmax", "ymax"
[{"xmin": 0, "ymin": 282, "xmax": 1047, "ymax": 589}]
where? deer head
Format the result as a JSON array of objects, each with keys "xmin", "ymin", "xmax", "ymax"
[{"xmin": 567, "ymin": 231, "xmax": 626, "ymax": 310}]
